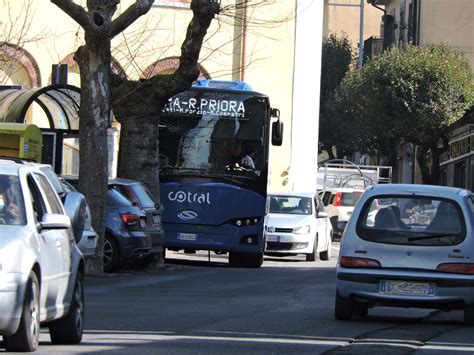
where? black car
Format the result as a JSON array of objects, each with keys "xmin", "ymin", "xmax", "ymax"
[
  {"xmin": 108, "ymin": 178, "xmax": 164, "ymax": 265},
  {"xmin": 65, "ymin": 177, "xmax": 158, "ymax": 272}
]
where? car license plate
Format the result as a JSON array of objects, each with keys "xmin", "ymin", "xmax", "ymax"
[
  {"xmin": 178, "ymin": 233, "xmax": 197, "ymax": 241},
  {"xmin": 266, "ymin": 235, "xmax": 280, "ymax": 242},
  {"xmin": 152, "ymin": 214, "xmax": 161, "ymax": 224},
  {"xmin": 380, "ymin": 280, "xmax": 434, "ymax": 296}
]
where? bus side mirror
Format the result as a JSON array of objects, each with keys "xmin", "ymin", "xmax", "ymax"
[{"xmin": 272, "ymin": 120, "xmax": 283, "ymax": 146}]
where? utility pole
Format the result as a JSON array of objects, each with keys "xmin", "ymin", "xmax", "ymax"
[{"xmin": 326, "ymin": 0, "xmax": 365, "ymax": 68}]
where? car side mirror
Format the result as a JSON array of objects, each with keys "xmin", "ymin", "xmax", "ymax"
[
  {"xmin": 40, "ymin": 213, "xmax": 71, "ymax": 230},
  {"xmin": 317, "ymin": 211, "xmax": 329, "ymax": 218}
]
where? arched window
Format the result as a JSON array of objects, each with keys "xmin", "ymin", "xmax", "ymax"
[
  {"xmin": 0, "ymin": 43, "xmax": 41, "ymax": 88},
  {"xmin": 141, "ymin": 56, "xmax": 209, "ymax": 80}
]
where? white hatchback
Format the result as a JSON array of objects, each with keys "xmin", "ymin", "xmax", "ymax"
[{"xmin": 265, "ymin": 193, "xmax": 333, "ymax": 261}]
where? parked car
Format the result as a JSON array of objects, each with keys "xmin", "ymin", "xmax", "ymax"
[
  {"xmin": 265, "ymin": 193, "xmax": 333, "ymax": 261},
  {"xmin": 65, "ymin": 177, "xmax": 156, "ymax": 272},
  {"xmin": 108, "ymin": 178, "xmax": 164, "ymax": 264},
  {"xmin": 0, "ymin": 160, "xmax": 85, "ymax": 351},
  {"xmin": 0, "ymin": 157, "xmax": 98, "ymax": 257},
  {"xmin": 319, "ymin": 187, "xmax": 365, "ymax": 237},
  {"xmin": 335, "ymin": 184, "xmax": 474, "ymax": 324}
]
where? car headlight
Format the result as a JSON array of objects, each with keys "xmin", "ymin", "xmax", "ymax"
[{"xmin": 293, "ymin": 225, "xmax": 310, "ymax": 234}]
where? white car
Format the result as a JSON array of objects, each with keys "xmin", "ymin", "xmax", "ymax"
[
  {"xmin": 319, "ymin": 187, "xmax": 365, "ymax": 236},
  {"xmin": 265, "ymin": 193, "xmax": 333, "ymax": 261},
  {"xmin": 0, "ymin": 160, "xmax": 85, "ymax": 351}
]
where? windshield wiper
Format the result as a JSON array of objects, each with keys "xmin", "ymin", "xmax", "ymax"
[{"xmin": 408, "ymin": 234, "xmax": 459, "ymax": 242}]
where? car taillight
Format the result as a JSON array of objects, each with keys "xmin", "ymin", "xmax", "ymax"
[
  {"xmin": 333, "ymin": 192, "xmax": 341, "ymax": 207},
  {"xmin": 120, "ymin": 213, "xmax": 140, "ymax": 227},
  {"xmin": 436, "ymin": 263, "xmax": 474, "ymax": 275},
  {"xmin": 340, "ymin": 256, "xmax": 381, "ymax": 268}
]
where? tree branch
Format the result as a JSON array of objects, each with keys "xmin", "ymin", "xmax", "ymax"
[
  {"xmin": 153, "ymin": 0, "xmax": 221, "ymax": 103},
  {"xmin": 110, "ymin": 0, "xmax": 154, "ymax": 39},
  {"xmin": 51, "ymin": 0, "xmax": 92, "ymax": 31}
]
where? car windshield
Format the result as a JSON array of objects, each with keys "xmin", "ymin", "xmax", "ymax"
[
  {"xmin": 357, "ymin": 195, "xmax": 466, "ymax": 246},
  {"xmin": 0, "ymin": 174, "xmax": 26, "ymax": 226},
  {"xmin": 269, "ymin": 195, "xmax": 312, "ymax": 215}
]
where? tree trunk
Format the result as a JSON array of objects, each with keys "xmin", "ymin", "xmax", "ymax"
[
  {"xmin": 117, "ymin": 115, "xmax": 160, "ymax": 200},
  {"xmin": 416, "ymin": 144, "xmax": 433, "ymax": 185},
  {"xmin": 75, "ymin": 42, "xmax": 111, "ymax": 273},
  {"xmin": 324, "ymin": 143, "xmax": 335, "ymax": 160}
]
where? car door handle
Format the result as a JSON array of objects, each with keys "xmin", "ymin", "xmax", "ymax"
[{"xmin": 56, "ymin": 240, "xmax": 62, "ymax": 248}]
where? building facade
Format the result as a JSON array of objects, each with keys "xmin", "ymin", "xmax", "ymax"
[{"xmin": 367, "ymin": 0, "xmax": 474, "ymax": 189}]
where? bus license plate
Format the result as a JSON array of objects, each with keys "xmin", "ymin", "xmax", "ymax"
[
  {"xmin": 380, "ymin": 280, "xmax": 434, "ymax": 296},
  {"xmin": 178, "ymin": 233, "xmax": 197, "ymax": 241}
]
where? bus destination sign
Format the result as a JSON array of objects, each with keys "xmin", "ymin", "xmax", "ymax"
[{"xmin": 162, "ymin": 96, "xmax": 246, "ymax": 119}]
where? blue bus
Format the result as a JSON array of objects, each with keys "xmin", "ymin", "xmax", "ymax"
[{"xmin": 159, "ymin": 80, "xmax": 283, "ymax": 267}]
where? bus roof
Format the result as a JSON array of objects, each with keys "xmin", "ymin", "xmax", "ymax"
[{"xmin": 192, "ymin": 80, "xmax": 253, "ymax": 91}]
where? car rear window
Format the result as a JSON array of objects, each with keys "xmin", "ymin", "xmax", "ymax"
[
  {"xmin": 356, "ymin": 195, "xmax": 466, "ymax": 246},
  {"xmin": 329, "ymin": 191, "xmax": 363, "ymax": 207},
  {"xmin": 130, "ymin": 183, "xmax": 156, "ymax": 209},
  {"xmin": 269, "ymin": 195, "xmax": 312, "ymax": 215},
  {"xmin": 340, "ymin": 192, "xmax": 363, "ymax": 206},
  {"xmin": 107, "ymin": 189, "xmax": 134, "ymax": 207}
]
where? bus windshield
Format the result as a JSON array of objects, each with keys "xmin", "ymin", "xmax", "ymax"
[{"xmin": 159, "ymin": 89, "xmax": 269, "ymax": 180}]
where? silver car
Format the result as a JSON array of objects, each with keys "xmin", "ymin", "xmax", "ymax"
[
  {"xmin": 0, "ymin": 161, "xmax": 85, "ymax": 351},
  {"xmin": 336, "ymin": 184, "xmax": 474, "ymax": 324}
]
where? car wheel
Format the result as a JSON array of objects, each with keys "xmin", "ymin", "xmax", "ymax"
[
  {"xmin": 319, "ymin": 233, "xmax": 333, "ymax": 261},
  {"xmin": 49, "ymin": 271, "xmax": 84, "ymax": 344},
  {"xmin": 229, "ymin": 252, "xmax": 263, "ymax": 268},
  {"xmin": 464, "ymin": 305, "xmax": 474, "ymax": 325},
  {"xmin": 334, "ymin": 289, "xmax": 353, "ymax": 321},
  {"xmin": 4, "ymin": 271, "xmax": 40, "ymax": 352},
  {"xmin": 103, "ymin": 235, "xmax": 119, "ymax": 272},
  {"xmin": 306, "ymin": 235, "xmax": 317, "ymax": 262}
]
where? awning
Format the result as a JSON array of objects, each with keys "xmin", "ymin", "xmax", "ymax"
[{"xmin": 0, "ymin": 84, "xmax": 80, "ymax": 131}]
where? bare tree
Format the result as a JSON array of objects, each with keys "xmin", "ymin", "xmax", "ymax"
[{"xmin": 51, "ymin": 0, "xmax": 155, "ymax": 273}]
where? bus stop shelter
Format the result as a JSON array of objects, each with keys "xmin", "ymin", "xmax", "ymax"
[{"xmin": 0, "ymin": 84, "xmax": 81, "ymax": 172}]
